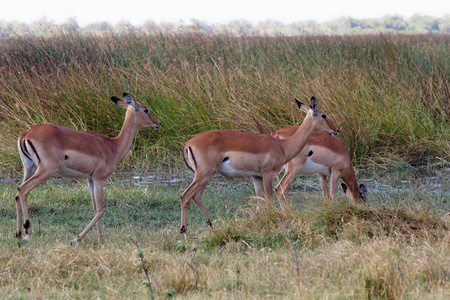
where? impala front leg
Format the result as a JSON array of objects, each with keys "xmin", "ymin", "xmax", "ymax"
[
  {"xmin": 329, "ymin": 171, "xmax": 340, "ymax": 201},
  {"xmin": 262, "ymin": 172, "xmax": 276, "ymax": 209},
  {"xmin": 70, "ymin": 179, "xmax": 106, "ymax": 244},
  {"xmin": 275, "ymin": 163, "xmax": 302, "ymax": 213},
  {"xmin": 251, "ymin": 176, "xmax": 264, "ymax": 198},
  {"xmin": 88, "ymin": 179, "xmax": 103, "ymax": 243},
  {"xmin": 318, "ymin": 175, "xmax": 329, "ymax": 198}
]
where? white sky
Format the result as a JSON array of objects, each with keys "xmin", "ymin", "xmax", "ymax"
[{"xmin": 1, "ymin": 0, "xmax": 449, "ymax": 26}]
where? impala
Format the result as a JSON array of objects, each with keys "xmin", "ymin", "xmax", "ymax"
[
  {"xmin": 15, "ymin": 93, "xmax": 161, "ymax": 244},
  {"xmin": 180, "ymin": 97, "xmax": 338, "ymax": 233},
  {"xmin": 271, "ymin": 127, "xmax": 367, "ymax": 204}
]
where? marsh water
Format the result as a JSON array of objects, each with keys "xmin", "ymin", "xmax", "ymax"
[{"xmin": 3, "ymin": 166, "xmax": 449, "ymax": 201}]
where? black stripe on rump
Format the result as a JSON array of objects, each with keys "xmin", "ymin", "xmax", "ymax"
[
  {"xmin": 26, "ymin": 140, "xmax": 41, "ymax": 163},
  {"xmin": 21, "ymin": 139, "xmax": 33, "ymax": 161},
  {"xmin": 184, "ymin": 146, "xmax": 196, "ymax": 172}
]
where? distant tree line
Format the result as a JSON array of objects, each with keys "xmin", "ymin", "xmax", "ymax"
[{"xmin": 1, "ymin": 14, "xmax": 449, "ymax": 37}]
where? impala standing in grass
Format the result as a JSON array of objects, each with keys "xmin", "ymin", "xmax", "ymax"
[
  {"xmin": 180, "ymin": 97, "xmax": 338, "ymax": 233},
  {"xmin": 271, "ymin": 127, "xmax": 367, "ymax": 204},
  {"xmin": 15, "ymin": 93, "xmax": 161, "ymax": 244}
]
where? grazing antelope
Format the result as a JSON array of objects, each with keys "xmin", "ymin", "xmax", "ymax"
[
  {"xmin": 271, "ymin": 127, "xmax": 367, "ymax": 204},
  {"xmin": 15, "ymin": 93, "xmax": 161, "ymax": 244},
  {"xmin": 180, "ymin": 97, "xmax": 338, "ymax": 233}
]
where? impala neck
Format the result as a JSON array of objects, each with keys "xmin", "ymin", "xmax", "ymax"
[
  {"xmin": 112, "ymin": 107, "xmax": 140, "ymax": 164},
  {"xmin": 279, "ymin": 113, "xmax": 317, "ymax": 164}
]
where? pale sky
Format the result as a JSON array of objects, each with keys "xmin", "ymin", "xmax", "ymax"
[{"xmin": 1, "ymin": 0, "xmax": 449, "ymax": 26}]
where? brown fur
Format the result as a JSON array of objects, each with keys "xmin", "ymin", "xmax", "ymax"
[
  {"xmin": 271, "ymin": 127, "xmax": 367, "ymax": 204},
  {"xmin": 179, "ymin": 98, "xmax": 339, "ymax": 233},
  {"xmin": 15, "ymin": 93, "xmax": 161, "ymax": 244}
]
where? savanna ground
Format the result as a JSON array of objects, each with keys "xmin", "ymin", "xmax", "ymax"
[
  {"xmin": 0, "ymin": 33, "xmax": 449, "ymax": 298},
  {"xmin": 0, "ymin": 168, "xmax": 449, "ymax": 299}
]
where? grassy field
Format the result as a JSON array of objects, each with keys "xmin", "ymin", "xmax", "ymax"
[
  {"xmin": 0, "ymin": 33, "xmax": 449, "ymax": 298},
  {"xmin": 0, "ymin": 33, "xmax": 449, "ymax": 171},
  {"xmin": 0, "ymin": 169, "xmax": 449, "ymax": 299}
]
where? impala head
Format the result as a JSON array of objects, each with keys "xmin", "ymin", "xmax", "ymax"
[
  {"xmin": 111, "ymin": 93, "xmax": 161, "ymax": 130},
  {"xmin": 296, "ymin": 97, "xmax": 339, "ymax": 136},
  {"xmin": 342, "ymin": 183, "xmax": 368, "ymax": 202}
]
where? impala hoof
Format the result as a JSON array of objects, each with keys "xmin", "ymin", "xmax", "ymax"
[
  {"xmin": 206, "ymin": 219, "xmax": 213, "ymax": 227},
  {"xmin": 180, "ymin": 225, "xmax": 187, "ymax": 234},
  {"xmin": 70, "ymin": 239, "xmax": 79, "ymax": 246}
]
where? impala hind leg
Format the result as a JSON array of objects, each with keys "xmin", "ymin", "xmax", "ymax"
[
  {"xmin": 17, "ymin": 165, "xmax": 58, "ymax": 242},
  {"xmin": 15, "ymin": 157, "xmax": 37, "ymax": 239},
  {"xmin": 15, "ymin": 194, "xmax": 23, "ymax": 239},
  {"xmin": 88, "ymin": 179, "xmax": 104, "ymax": 243},
  {"xmin": 180, "ymin": 172, "xmax": 214, "ymax": 234},
  {"xmin": 192, "ymin": 189, "xmax": 213, "ymax": 227}
]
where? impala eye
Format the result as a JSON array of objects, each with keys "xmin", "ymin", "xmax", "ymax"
[
  {"xmin": 144, "ymin": 108, "xmax": 149, "ymax": 113},
  {"xmin": 322, "ymin": 114, "xmax": 327, "ymax": 119}
]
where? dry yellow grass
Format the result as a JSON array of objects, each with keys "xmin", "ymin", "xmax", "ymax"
[{"xmin": 1, "ymin": 185, "xmax": 448, "ymax": 299}]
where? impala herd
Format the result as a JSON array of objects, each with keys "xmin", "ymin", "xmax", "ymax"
[{"xmin": 14, "ymin": 93, "xmax": 367, "ymax": 244}]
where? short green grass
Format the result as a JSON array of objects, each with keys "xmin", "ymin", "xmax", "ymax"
[{"xmin": 1, "ymin": 170, "xmax": 448, "ymax": 299}]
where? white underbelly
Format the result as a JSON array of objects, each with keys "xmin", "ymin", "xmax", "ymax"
[
  {"xmin": 57, "ymin": 166, "xmax": 92, "ymax": 179},
  {"xmin": 218, "ymin": 160, "xmax": 262, "ymax": 178},
  {"xmin": 300, "ymin": 158, "xmax": 330, "ymax": 176}
]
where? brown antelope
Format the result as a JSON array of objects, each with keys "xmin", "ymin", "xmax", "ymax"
[
  {"xmin": 180, "ymin": 97, "xmax": 338, "ymax": 233},
  {"xmin": 15, "ymin": 93, "xmax": 161, "ymax": 244},
  {"xmin": 271, "ymin": 127, "xmax": 367, "ymax": 204}
]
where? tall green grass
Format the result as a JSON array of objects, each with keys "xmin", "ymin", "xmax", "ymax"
[{"xmin": 0, "ymin": 32, "xmax": 448, "ymax": 171}]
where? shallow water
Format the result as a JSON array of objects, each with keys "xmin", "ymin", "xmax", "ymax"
[
  {"xmin": 3, "ymin": 167, "xmax": 449, "ymax": 198},
  {"xmin": 110, "ymin": 167, "xmax": 450, "ymax": 199}
]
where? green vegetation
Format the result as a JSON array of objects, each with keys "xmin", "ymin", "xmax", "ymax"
[
  {"xmin": 0, "ymin": 33, "xmax": 449, "ymax": 173},
  {"xmin": 0, "ymin": 32, "xmax": 448, "ymax": 298},
  {"xmin": 0, "ymin": 172, "xmax": 449, "ymax": 298}
]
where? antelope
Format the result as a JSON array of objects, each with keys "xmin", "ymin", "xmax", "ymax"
[
  {"xmin": 271, "ymin": 127, "xmax": 367, "ymax": 204},
  {"xmin": 180, "ymin": 97, "xmax": 338, "ymax": 233},
  {"xmin": 15, "ymin": 93, "xmax": 161, "ymax": 244}
]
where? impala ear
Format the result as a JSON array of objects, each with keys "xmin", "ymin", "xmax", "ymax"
[
  {"xmin": 296, "ymin": 98, "xmax": 310, "ymax": 113},
  {"xmin": 310, "ymin": 97, "xmax": 318, "ymax": 112},
  {"xmin": 111, "ymin": 96, "xmax": 129, "ymax": 109},
  {"xmin": 123, "ymin": 93, "xmax": 139, "ymax": 111}
]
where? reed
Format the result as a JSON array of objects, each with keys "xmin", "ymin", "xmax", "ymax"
[{"xmin": 0, "ymin": 32, "xmax": 448, "ymax": 171}]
